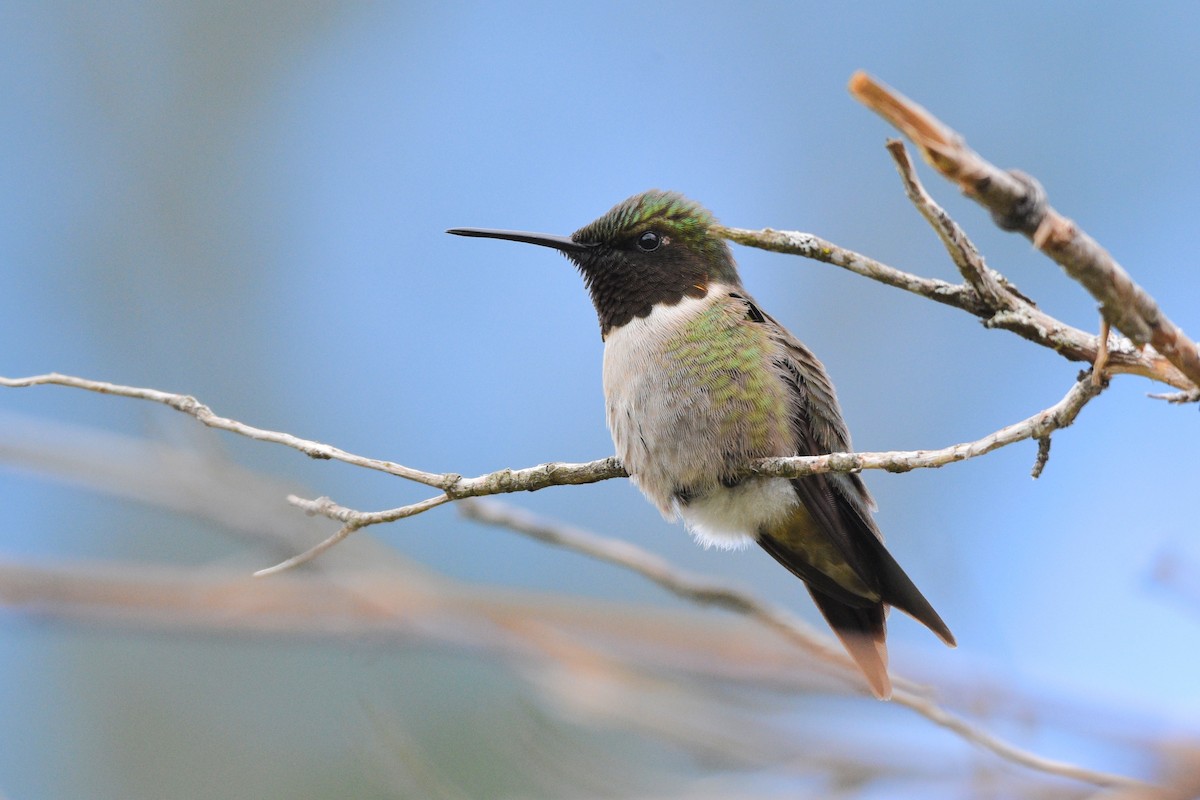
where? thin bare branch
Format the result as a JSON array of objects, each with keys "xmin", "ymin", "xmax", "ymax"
[
  {"xmin": 713, "ymin": 225, "xmax": 1186, "ymax": 390},
  {"xmin": 460, "ymin": 498, "xmax": 1148, "ymax": 792},
  {"xmin": 885, "ymin": 138, "xmax": 1013, "ymax": 308},
  {"xmin": 248, "ymin": 376, "xmax": 1102, "ymax": 575},
  {"xmin": 849, "ymin": 70, "xmax": 1200, "ymax": 392},
  {"xmin": 892, "ymin": 689, "xmax": 1147, "ymax": 792},
  {"xmin": 752, "ymin": 375, "xmax": 1102, "ymax": 479},
  {"xmin": 3, "ymin": 371, "xmax": 1105, "ymax": 577},
  {"xmin": 1031, "ymin": 437, "xmax": 1052, "ymax": 480},
  {"xmin": 0, "ymin": 372, "xmax": 1102, "ymax": 493},
  {"xmin": 253, "ymin": 493, "xmax": 453, "ymax": 576},
  {"xmin": 709, "ymin": 223, "xmax": 982, "ymax": 312},
  {"xmin": 0, "ymin": 372, "xmax": 452, "ymax": 486},
  {"xmin": 1148, "ymin": 388, "xmax": 1200, "ymax": 404},
  {"xmin": 0, "ymin": 371, "xmax": 627, "ymax": 491},
  {"xmin": 1094, "ymin": 317, "xmax": 1113, "ymax": 386}
]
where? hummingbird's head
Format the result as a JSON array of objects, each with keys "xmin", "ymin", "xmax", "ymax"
[{"xmin": 449, "ymin": 190, "xmax": 741, "ymax": 338}]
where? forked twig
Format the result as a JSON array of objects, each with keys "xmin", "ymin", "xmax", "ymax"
[{"xmin": 849, "ymin": 70, "xmax": 1200, "ymax": 392}]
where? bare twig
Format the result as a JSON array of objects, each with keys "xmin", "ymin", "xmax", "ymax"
[
  {"xmin": 893, "ymin": 689, "xmax": 1148, "ymax": 792},
  {"xmin": 461, "ymin": 498, "xmax": 1148, "ymax": 792},
  {"xmin": 0, "ymin": 372, "xmax": 1096, "ymax": 487},
  {"xmin": 256, "ymin": 376, "xmax": 1101, "ymax": 574},
  {"xmin": 1031, "ymin": 437, "xmax": 1052, "ymax": 480},
  {"xmin": 709, "ymin": 224, "xmax": 983, "ymax": 312},
  {"xmin": 1148, "ymin": 388, "xmax": 1200, "ymax": 404},
  {"xmin": 849, "ymin": 70, "xmax": 1200, "ymax": 392},
  {"xmin": 752, "ymin": 375, "xmax": 1103, "ymax": 479},
  {"xmin": 1094, "ymin": 317, "xmax": 1113, "ymax": 386},
  {"xmin": 0, "ymin": 372, "xmax": 627, "ymax": 490},
  {"xmin": 885, "ymin": 138, "xmax": 1012, "ymax": 308},
  {"xmin": 0, "ymin": 373, "xmax": 452, "ymax": 485},
  {"xmin": 252, "ymin": 493, "xmax": 453, "ymax": 576},
  {"xmin": 713, "ymin": 224, "xmax": 1187, "ymax": 390}
]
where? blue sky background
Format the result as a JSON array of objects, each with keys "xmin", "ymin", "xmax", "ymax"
[{"xmin": 2, "ymin": 3, "xmax": 1199, "ymax": 797}]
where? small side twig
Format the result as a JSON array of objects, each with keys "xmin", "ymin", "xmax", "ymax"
[
  {"xmin": 1031, "ymin": 437, "xmax": 1052, "ymax": 479},
  {"xmin": 1148, "ymin": 388, "xmax": 1200, "ymax": 404},
  {"xmin": 1093, "ymin": 317, "xmax": 1112, "ymax": 387},
  {"xmin": 253, "ymin": 493, "xmax": 454, "ymax": 576},
  {"xmin": 885, "ymin": 138, "xmax": 1012, "ymax": 309}
]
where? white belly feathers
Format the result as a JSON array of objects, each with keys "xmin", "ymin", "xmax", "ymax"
[{"xmin": 601, "ymin": 292, "xmax": 798, "ymax": 550}]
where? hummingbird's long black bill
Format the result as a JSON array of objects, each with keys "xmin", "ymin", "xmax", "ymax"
[{"xmin": 447, "ymin": 227, "xmax": 593, "ymax": 254}]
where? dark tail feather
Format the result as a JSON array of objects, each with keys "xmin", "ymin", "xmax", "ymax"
[
  {"xmin": 807, "ymin": 587, "xmax": 891, "ymax": 699},
  {"xmin": 863, "ymin": 535, "xmax": 956, "ymax": 647}
]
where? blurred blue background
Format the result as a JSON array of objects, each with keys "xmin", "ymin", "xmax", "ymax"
[{"xmin": 2, "ymin": 2, "xmax": 1198, "ymax": 797}]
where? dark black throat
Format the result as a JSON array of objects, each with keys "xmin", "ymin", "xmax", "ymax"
[{"xmin": 569, "ymin": 248, "xmax": 720, "ymax": 338}]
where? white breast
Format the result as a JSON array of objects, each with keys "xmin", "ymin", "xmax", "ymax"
[
  {"xmin": 601, "ymin": 292, "xmax": 798, "ymax": 549},
  {"xmin": 603, "ymin": 297, "xmax": 707, "ymax": 517}
]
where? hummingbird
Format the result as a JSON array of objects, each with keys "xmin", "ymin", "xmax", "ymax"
[{"xmin": 449, "ymin": 190, "xmax": 954, "ymax": 698}]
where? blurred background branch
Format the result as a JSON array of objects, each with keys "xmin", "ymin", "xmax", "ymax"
[{"xmin": 0, "ymin": 420, "xmax": 1176, "ymax": 797}]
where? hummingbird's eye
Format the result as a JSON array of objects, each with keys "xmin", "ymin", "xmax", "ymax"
[{"xmin": 636, "ymin": 231, "xmax": 662, "ymax": 252}]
